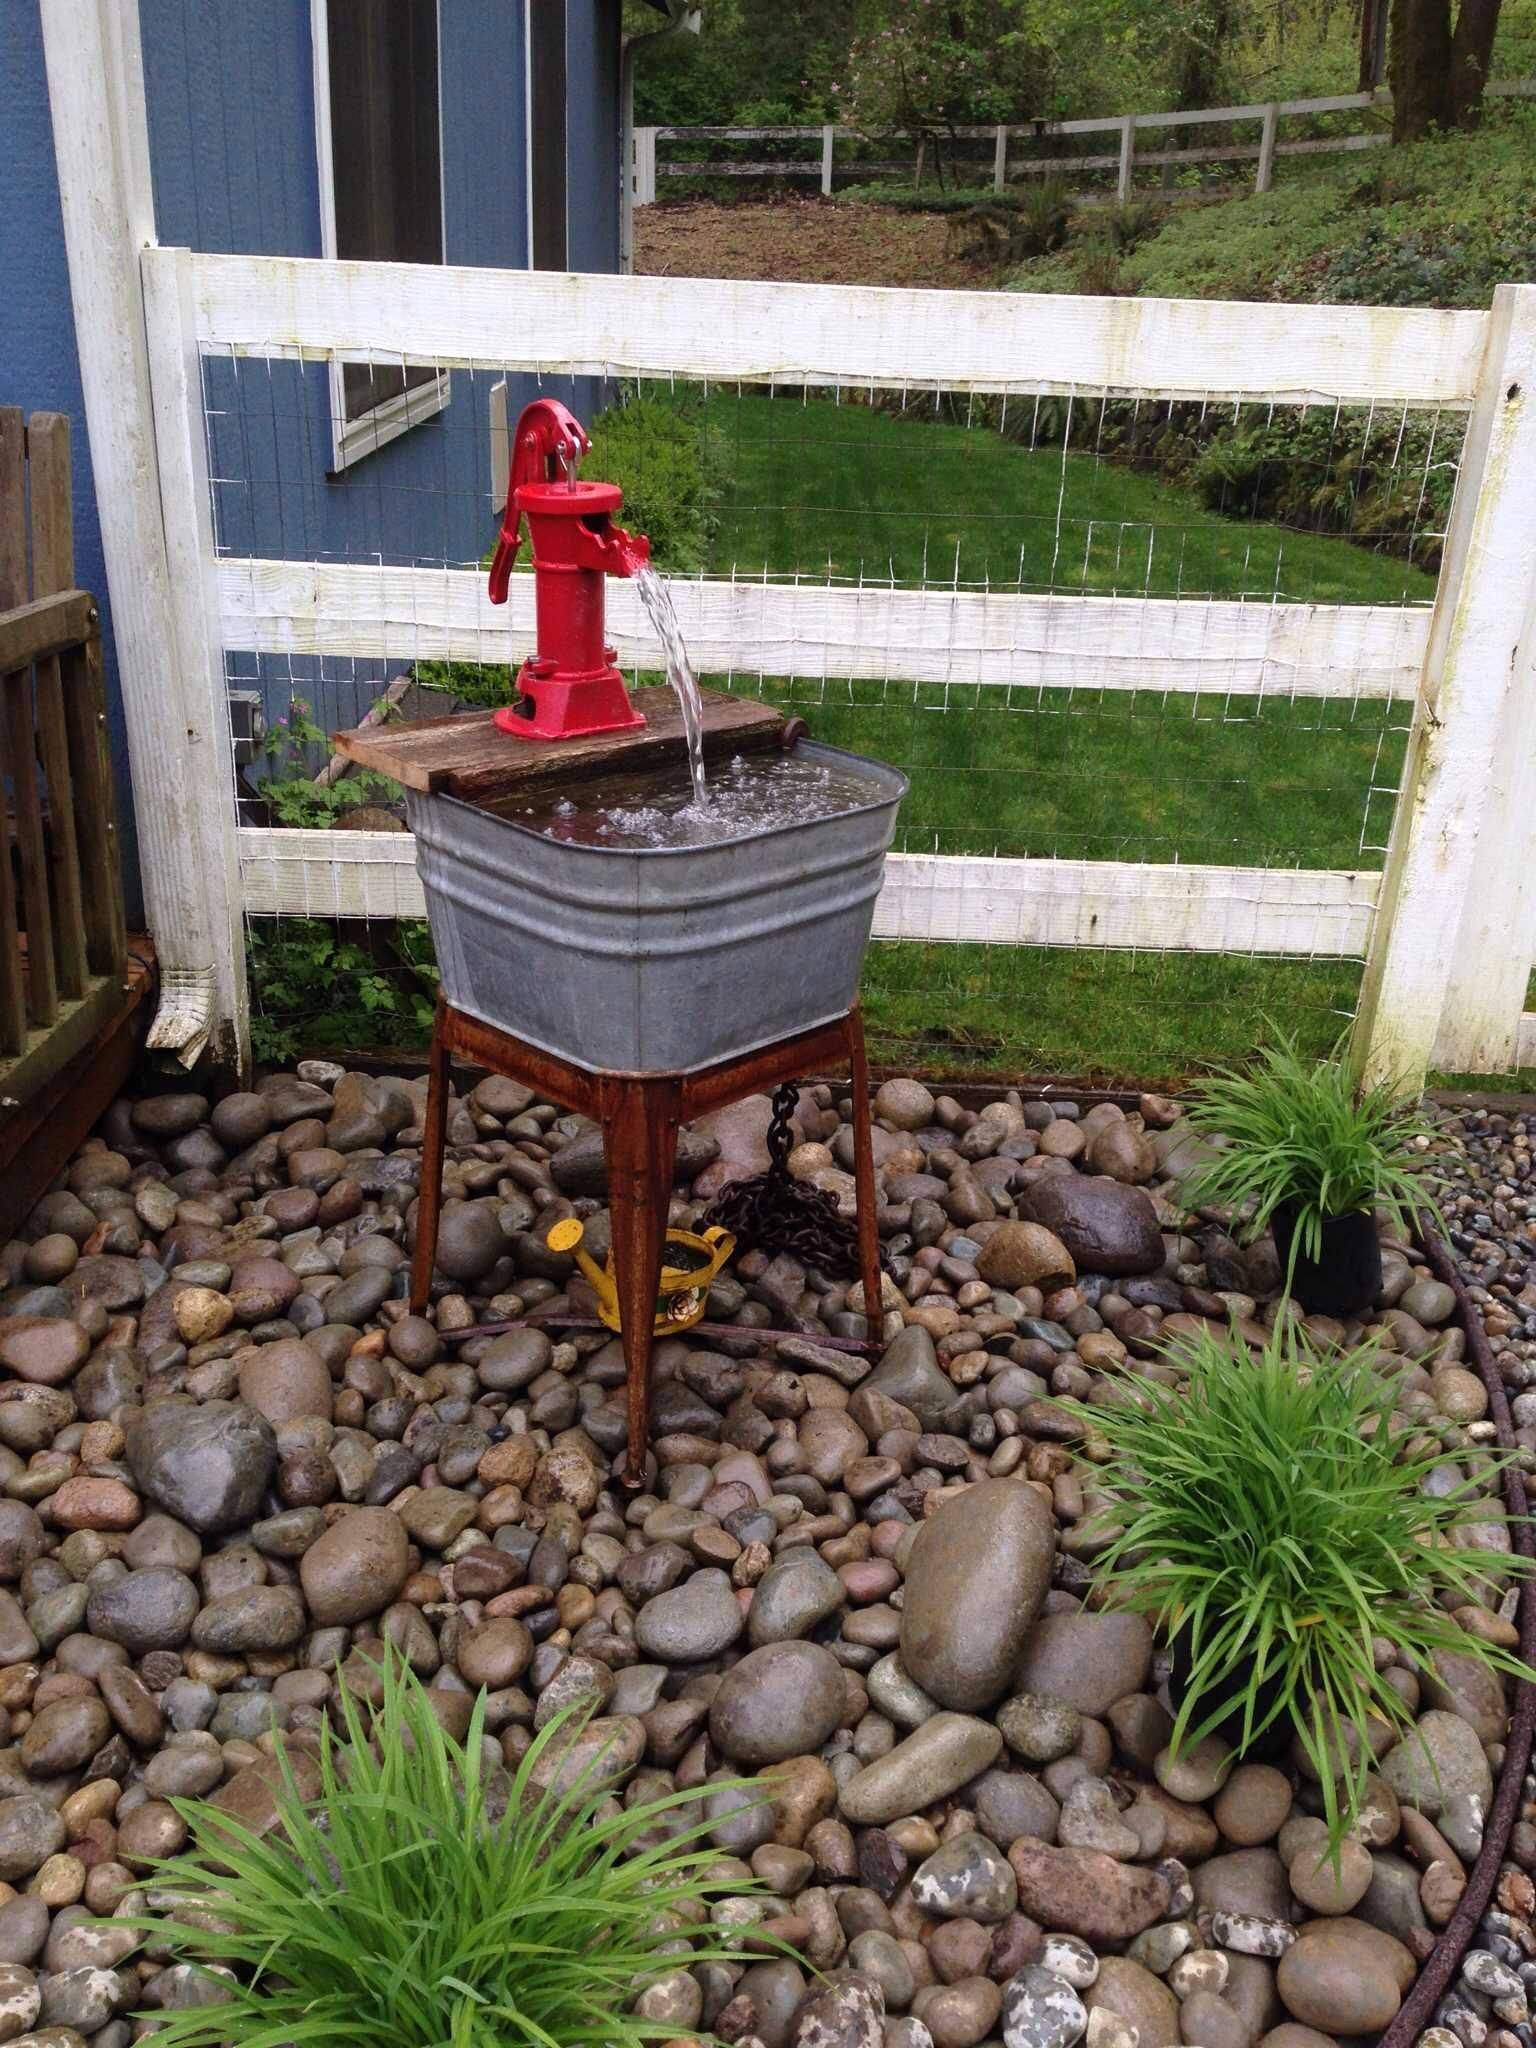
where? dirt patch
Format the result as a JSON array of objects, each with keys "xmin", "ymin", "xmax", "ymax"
[{"xmin": 634, "ymin": 195, "xmax": 995, "ymax": 289}]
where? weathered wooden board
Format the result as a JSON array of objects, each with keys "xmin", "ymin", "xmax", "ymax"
[
  {"xmin": 334, "ymin": 687, "xmax": 787, "ymax": 802},
  {"xmin": 186, "ymin": 250, "xmax": 1487, "ymax": 407},
  {"xmin": 220, "ymin": 559, "xmax": 1431, "ymax": 703}
]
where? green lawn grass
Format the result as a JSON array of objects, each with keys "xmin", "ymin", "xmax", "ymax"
[
  {"xmin": 675, "ymin": 393, "xmax": 1425, "ymax": 1080},
  {"xmin": 700, "ymin": 394, "xmax": 1438, "ymax": 605}
]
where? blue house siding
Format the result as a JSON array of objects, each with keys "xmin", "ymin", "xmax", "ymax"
[
  {"xmin": 1, "ymin": 3, "xmax": 144, "ymax": 919},
  {"xmin": 6, "ymin": 0, "xmax": 627, "ymax": 866}
]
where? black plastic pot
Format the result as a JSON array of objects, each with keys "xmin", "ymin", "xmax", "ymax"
[
  {"xmin": 1270, "ymin": 1201, "xmax": 1382, "ymax": 1317},
  {"xmin": 1166, "ymin": 1629, "xmax": 1294, "ymax": 1762}
]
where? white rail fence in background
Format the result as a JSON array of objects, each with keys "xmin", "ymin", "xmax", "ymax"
[
  {"xmin": 632, "ymin": 79, "xmax": 1536, "ymax": 206},
  {"xmin": 129, "ymin": 247, "xmax": 1536, "ymax": 1087}
]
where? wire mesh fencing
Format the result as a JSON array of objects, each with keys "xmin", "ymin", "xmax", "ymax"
[{"xmin": 202, "ymin": 348, "xmax": 1456, "ymax": 1081}]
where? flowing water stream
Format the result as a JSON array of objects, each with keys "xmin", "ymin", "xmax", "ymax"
[{"xmin": 632, "ymin": 562, "xmax": 707, "ymax": 804}]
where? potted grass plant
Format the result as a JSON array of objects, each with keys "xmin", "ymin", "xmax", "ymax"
[
  {"xmin": 128, "ymin": 1654, "xmax": 772, "ymax": 2048},
  {"xmin": 1178, "ymin": 1029, "xmax": 1443, "ymax": 1315},
  {"xmin": 1071, "ymin": 1321, "xmax": 1535, "ymax": 1848}
]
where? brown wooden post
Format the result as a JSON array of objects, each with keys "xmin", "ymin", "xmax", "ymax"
[
  {"xmin": 601, "ymin": 1073, "xmax": 682, "ymax": 1490},
  {"xmin": 410, "ymin": 1004, "xmax": 453, "ymax": 1313}
]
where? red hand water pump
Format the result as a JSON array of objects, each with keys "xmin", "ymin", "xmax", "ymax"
[{"xmin": 486, "ymin": 399, "xmax": 650, "ymax": 740}]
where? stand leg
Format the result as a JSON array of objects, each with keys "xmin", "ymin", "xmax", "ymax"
[
  {"xmin": 602, "ymin": 1075, "xmax": 682, "ymax": 1490},
  {"xmin": 410, "ymin": 1006, "xmax": 452, "ymax": 1314},
  {"xmin": 847, "ymin": 1006, "xmax": 884, "ymax": 1347}
]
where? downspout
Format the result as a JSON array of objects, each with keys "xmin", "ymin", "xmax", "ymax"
[{"xmin": 619, "ymin": 2, "xmax": 694, "ymax": 273}]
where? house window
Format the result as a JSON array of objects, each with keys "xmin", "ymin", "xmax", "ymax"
[{"xmin": 312, "ymin": 0, "xmax": 448, "ymax": 470}]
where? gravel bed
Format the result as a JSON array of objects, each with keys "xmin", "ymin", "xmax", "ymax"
[{"xmin": 0, "ymin": 1069, "xmax": 1526, "ymax": 2048}]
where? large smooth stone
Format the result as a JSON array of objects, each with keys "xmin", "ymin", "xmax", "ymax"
[
  {"xmin": 1013, "ymin": 1612, "xmax": 1152, "ymax": 1717},
  {"xmin": 1008, "ymin": 1839, "xmax": 1171, "ymax": 1944},
  {"xmin": 840, "ymin": 1713, "xmax": 1002, "ymax": 1825},
  {"xmin": 549, "ymin": 1126, "xmax": 719, "ymax": 1197},
  {"xmin": 299, "ymin": 1507, "xmax": 411, "ymax": 1625},
  {"xmin": 1378, "ymin": 1708, "xmax": 1493, "ymax": 1818},
  {"xmin": 900, "ymin": 1479, "xmax": 1055, "ymax": 1711},
  {"xmin": 749, "ymin": 1550, "xmax": 846, "ymax": 1646},
  {"xmin": 1084, "ymin": 1959, "xmax": 1181, "ymax": 2048},
  {"xmin": 709, "ymin": 1642, "xmax": 846, "ymax": 1764},
  {"xmin": 125, "ymin": 1400, "xmax": 277, "ymax": 1535},
  {"xmin": 1018, "ymin": 1175, "xmax": 1164, "ymax": 1276},
  {"xmin": 85, "ymin": 1568, "xmax": 200, "ymax": 1653},
  {"xmin": 863, "ymin": 1326, "xmax": 959, "ymax": 1429},
  {"xmin": 634, "ymin": 1568, "xmax": 743, "ymax": 1661},
  {"xmin": 1275, "ymin": 1924, "xmax": 1405, "ymax": 2035}
]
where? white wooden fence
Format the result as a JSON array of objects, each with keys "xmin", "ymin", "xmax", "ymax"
[
  {"xmin": 124, "ymin": 252, "xmax": 1532, "ymax": 1088},
  {"xmin": 633, "ymin": 80, "xmax": 1535, "ymax": 207},
  {"xmin": 36, "ymin": 3, "xmax": 1536, "ymax": 1088}
]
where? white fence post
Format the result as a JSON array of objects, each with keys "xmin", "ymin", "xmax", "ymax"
[
  {"xmin": 1353, "ymin": 283, "xmax": 1536, "ymax": 1089},
  {"xmin": 636, "ymin": 127, "xmax": 658, "ymax": 206},
  {"xmin": 821, "ymin": 124, "xmax": 835, "ymax": 195},
  {"xmin": 1116, "ymin": 115, "xmax": 1135, "ymax": 202},
  {"xmin": 993, "ymin": 124, "xmax": 1008, "ymax": 193},
  {"xmin": 1255, "ymin": 103, "xmax": 1279, "ymax": 193},
  {"xmin": 38, "ymin": 0, "xmax": 248, "ymax": 1076}
]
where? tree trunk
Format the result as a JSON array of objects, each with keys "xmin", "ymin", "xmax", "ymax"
[
  {"xmin": 1358, "ymin": 0, "xmax": 1389, "ymax": 88},
  {"xmin": 1175, "ymin": 0, "xmax": 1235, "ymax": 109},
  {"xmin": 1448, "ymin": 0, "xmax": 1502, "ymax": 123},
  {"xmin": 1389, "ymin": 0, "xmax": 1453, "ymax": 137}
]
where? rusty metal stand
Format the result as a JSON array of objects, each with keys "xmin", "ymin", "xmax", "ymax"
[{"xmin": 409, "ymin": 995, "xmax": 884, "ymax": 1489}]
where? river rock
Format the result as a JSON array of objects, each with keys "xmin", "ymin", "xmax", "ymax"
[
  {"xmin": 0, "ymin": 1320, "xmax": 88, "ymax": 1388},
  {"xmin": 909, "ymin": 1830, "xmax": 1018, "ymax": 1922},
  {"xmin": 85, "ymin": 1568, "xmax": 200, "ymax": 1653},
  {"xmin": 1013, "ymin": 1612, "xmax": 1152, "ymax": 1717},
  {"xmin": 709, "ymin": 1642, "xmax": 846, "ymax": 1763},
  {"xmin": 236, "ymin": 1340, "xmax": 334, "ymax": 1425},
  {"xmin": 549, "ymin": 1126, "xmax": 719, "ymax": 1197},
  {"xmin": 125, "ymin": 1400, "xmax": 277, "ymax": 1534},
  {"xmin": 1009, "ymin": 1840, "xmax": 1171, "ymax": 1943},
  {"xmin": 1275, "ymin": 1926, "xmax": 1403, "ymax": 2034},
  {"xmin": 900, "ymin": 1479, "xmax": 1055, "ymax": 1710},
  {"xmin": 1085, "ymin": 1960, "xmax": 1180, "ymax": 2048},
  {"xmin": 1018, "ymin": 1176, "xmax": 1164, "ymax": 1276},
  {"xmin": 840, "ymin": 1714, "xmax": 1003, "ymax": 1825},
  {"xmin": 750, "ymin": 1549, "xmax": 846, "ymax": 1645},
  {"xmin": 299, "ymin": 1507, "xmax": 411, "ymax": 1625},
  {"xmin": 1379, "ymin": 1708, "xmax": 1493, "ymax": 1817},
  {"xmin": 0, "ymin": 1802, "xmax": 63, "ymax": 1884},
  {"xmin": 863, "ymin": 1326, "xmax": 959, "ymax": 1429},
  {"xmin": 976, "ymin": 1224, "xmax": 1075, "ymax": 1292},
  {"xmin": 1001, "ymin": 1968, "xmax": 1088, "ymax": 2048},
  {"xmin": 634, "ymin": 1567, "xmax": 743, "ymax": 1661}
]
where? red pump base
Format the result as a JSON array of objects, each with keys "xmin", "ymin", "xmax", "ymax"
[{"xmin": 493, "ymin": 658, "xmax": 648, "ymax": 742}]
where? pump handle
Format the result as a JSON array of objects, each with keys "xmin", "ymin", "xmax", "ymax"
[{"xmin": 487, "ymin": 400, "xmax": 592, "ymax": 604}]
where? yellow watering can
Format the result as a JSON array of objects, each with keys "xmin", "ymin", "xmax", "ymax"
[{"xmin": 545, "ymin": 1216, "xmax": 735, "ymax": 1336}]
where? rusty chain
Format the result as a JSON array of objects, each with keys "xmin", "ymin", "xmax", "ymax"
[{"xmin": 700, "ymin": 1081, "xmax": 883, "ymax": 1280}]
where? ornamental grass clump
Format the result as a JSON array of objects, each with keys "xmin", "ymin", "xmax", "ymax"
[
  {"xmin": 1072, "ymin": 1321, "xmax": 1533, "ymax": 1849},
  {"xmin": 130, "ymin": 1655, "xmax": 769, "ymax": 2048},
  {"xmin": 1177, "ymin": 1028, "xmax": 1444, "ymax": 1270}
]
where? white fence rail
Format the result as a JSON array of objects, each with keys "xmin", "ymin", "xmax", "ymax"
[
  {"xmin": 135, "ymin": 245, "xmax": 1536, "ymax": 1087},
  {"xmin": 632, "ymin": 80, "xmax": 1535, "ymax": 206}
]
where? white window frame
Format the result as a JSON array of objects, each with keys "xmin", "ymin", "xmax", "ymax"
[{"xmin": 311, "ymin": 0, "xmax": 451, "ymax": 472}]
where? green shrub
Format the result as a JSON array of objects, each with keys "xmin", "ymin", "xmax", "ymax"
[
  {"xmin": 247, "ymin": 918, "xmax": 437, "ymax": 1064},
  {"xmin": 1177, "ymin": 1027, "xmax": 1444, "ymax": 1268},
  {"xmin": 130, "ymin": 1656, "xmax": 770, "ymax": 2048},
  {"xmin": 582, "ymin": 392, "xmax": 724, "ymax": 574},
  {"xmin": 1071, "ymin": 1321, "xmax": 1534, "ymax": 1849}
]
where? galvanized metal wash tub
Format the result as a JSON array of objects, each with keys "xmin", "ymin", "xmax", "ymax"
[{"xmin": 406, "ymin": 740, "xmax": 907, "ymax": 1074}]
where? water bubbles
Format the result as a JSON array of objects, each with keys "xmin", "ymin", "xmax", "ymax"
[{"xmin": 512, "ymin": 750, "xmax": 889, "ymax": 850}]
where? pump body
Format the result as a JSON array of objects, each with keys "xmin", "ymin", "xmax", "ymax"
[{"xmin": 486, "ymin": 400, "xmax": 650, "ymax": 740}]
